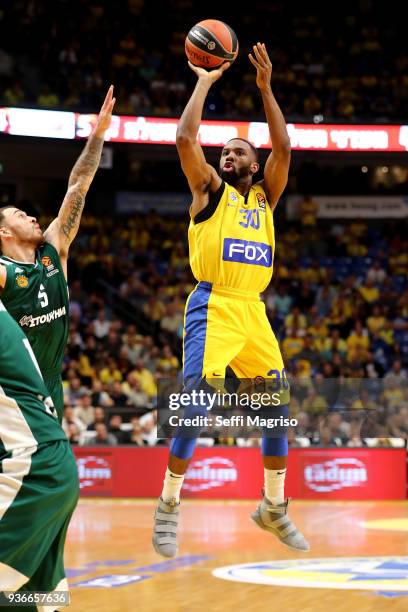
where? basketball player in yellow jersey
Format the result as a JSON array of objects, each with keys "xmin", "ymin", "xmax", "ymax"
[{"xmin": 152, "ymin": 43, "xmax": 309, "ymax": 556}]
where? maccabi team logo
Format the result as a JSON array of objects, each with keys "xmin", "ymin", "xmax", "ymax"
[
  {"xmin": 16, "ymin": 275, "xmax": 28, "ymax": 288},
  {"xmin": 256, "ymin": 193, "xmax": 266, "ymax": 209},
  {"xmin": 213, "ymin": 557, "xmax": 408, "ymax": 592}
]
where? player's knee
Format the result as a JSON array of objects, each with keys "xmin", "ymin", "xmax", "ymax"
[{"xmin": 170, "ymin": 437, "xmax": 198, "ymax": 460}]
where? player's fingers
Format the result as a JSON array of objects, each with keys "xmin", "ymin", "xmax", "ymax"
[
  {"xmin": 187, "ymin": 61, "xmax": 202, "ymax": 74},
  {"xmin": 254, "ymin": 45, "xmax": 266, "ymax": 68},
  {"xmin": 252, "ymin": 46, "xmax": 266, "ymax": 67},
  {"xmin": 101, "ymin": 85, "xmax": 114, "ymax": 110},
  {"xmin": 248, "ymin": 53, "xmax": 259, "ymax": 68},
  {"xmin": 253, "ymin": 43, "xmax": 267, "ymax": 67},
  {"xmin": 220, "ymin": 61, "xmax": 231, "ymax": 73},
  {"xmin": 261, "ymin": 43, "xmax": 272, "ymax": 66}
]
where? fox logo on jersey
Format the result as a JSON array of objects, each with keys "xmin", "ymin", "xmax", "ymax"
[
  {"xmin": 16, "ymin": 275, "xmax": 28, "ymax": 288},
  {"xmin": 223, "ymin": 239, "xmax": 272, "ymax": 267}
]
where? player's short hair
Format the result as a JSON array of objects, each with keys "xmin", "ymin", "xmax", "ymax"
[
  {"xmin": 225, "ymin": 138, "xmax": 259, "ymax": 161},
  {"xmin": 0, "ymin": 205, "xmax": 14, "ymax": 227},
  {"xmin": 0, "ymin": 206, "xmax": 15, "ymax": 251}
]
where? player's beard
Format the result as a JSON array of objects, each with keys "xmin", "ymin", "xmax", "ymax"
[
  {"xmin": 25, "ymin": 228, "xmax": 45, "ymax": 249},
  {"xmin": 219, "ymin": 165, "xmax": 251, "ymax": 185},
  {"xmin": 34, "ymin": 232, "xmax": 45, "ymax": 248}
]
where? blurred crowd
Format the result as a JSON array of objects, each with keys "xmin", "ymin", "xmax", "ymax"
[
  {"xmin": 60, "ymin": 204, "xmax": 408, "ymax": 447},
  {"xmin": 1, "ymin": 1, "xmax": 407, "ymax": 121}
]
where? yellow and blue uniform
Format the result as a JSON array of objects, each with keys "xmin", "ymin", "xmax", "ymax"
[{"xmin": 184, "ymin": 180, "xmax": 287, "ymax": 385}]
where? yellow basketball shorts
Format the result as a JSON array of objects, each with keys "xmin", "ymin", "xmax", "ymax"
[{"xmin": 183, "ymin": 282, "xmax": 288, "ymax": 390}]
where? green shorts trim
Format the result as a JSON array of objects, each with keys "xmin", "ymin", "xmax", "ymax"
[
  {"xmin": 0, "ymin": 440, "xmax": 79, "ymax": 594},
  {"xmin": 43, "ymin": 374, "xmax": 64, "ymax": 424}
]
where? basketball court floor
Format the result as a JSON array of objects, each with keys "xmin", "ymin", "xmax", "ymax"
[{"xmin": 64, "ymin": 498, "xmax": 407, "ymax": 611}]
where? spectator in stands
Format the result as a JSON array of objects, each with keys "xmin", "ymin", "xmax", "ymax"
[
  {"xmin": 346, "ymin": 321, "xmax": 370, "ymax": 361},
  {"xmin": 285, "ymin": 306, "xmax": 307, "ymax": 336},
  {"xmin": 87, "ymin": 407, "xmax": 107, "ymax": 430},
  {"xmin": 108, "ymin": 414, "xmax": 128, "ymax": 444},
  {"xmin": 384, "ymin": 360, "xmax": 408, "ymax": 390},
  {"xmin": 367, "ymin": 305, "xmax": 386, "ymax": 335},
  {"xmin": 358, "ymin": 277, "xmax": 380, "ymax": 304},
  {"xmin": 160, "ymin": 299, "xmax": 184, "ymax": 335},
  {"xmin": 75, "ymin": 392, "xmax": 96, "ymax": 427},
  {"xmin": 130, "ymin": 359, "xmax": 157, "ymax": 398},
  {"xmin": 84, "ymin": 422, "xmax": 118, "ymax": 446},
  {"xmin": 157, "ymin": 345, "xmax": 179, "ymax": 373},
  {"xmin": 99, "ymin": 357, "xmax": 123, "ymax": 384},
  {"xmin": 282, "ymin": 328, "xmax": 305, "ymax": 361},
  {"xmin": 366, "ymin": 260, "xmax": 387, "ymax": 285},
  {"xmin": 139, "ymin": 411, "xmax": 158, "ymax": 446},
  {"xmin": 92, "ymin": 309, "xmax": 111, "ymax": 339},
  {"xmin": 315, "ymin": 426, "xmax": 341, "ymax": 447},
  {"xmin": 266, "ymin": 284, "xmax": 292, "ymax": 320},
  {"xmin": 90, "ymin": 379, "xmax": 114, "ymax": 408},
  {"xmin": 37, "ymin": 84, "xmax": 60, "ymax": 108},
  {"xmin": 299, "ymin": 195, "xmax": 318, "ymax": 227},
  {"xmin": 123, "ymin": 417, "xmax": 148, "ymax": 446},
  {"xmin": 64, "ymin": 377, "xmax": 85, "ymax": 406},
  {"xmin": 66, "ymin": 423, "xmax": 82, "ymax": 445},
  {"xmin": 295, "ymin": 335, "xmax": 321, "ymax": 372},
  {"xmin": 122, "ymin": 373, "xmax": 150, "ymax": 409},
  {"xmin": 143, "ymin": 296, "xmax": 166, "ymax": 326},
  {"xmin": 3, "ymin": 80, "xmax": 25, "ymax": 104},
  {"xmin": 108, "ymin": 380, "xmax": 128, "ymax": 406},
  {"xmin": 347, "ymin": 419, "xmax": 365, "ymax": 447},
  {"xmin": 62, "ymin": 406, "xmax": 86, "ymax": 438}
]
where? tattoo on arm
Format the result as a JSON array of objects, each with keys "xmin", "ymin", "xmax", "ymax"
[
  {"xmin": 68, "ymin": 134, "xmax": 104, "ymax": 189},
  {"xmin": 61, "ymin": 192, "xmax": 85, "ymax": 241},
  {"xmin": 56, "ymin": 132, "xmax": 104, "ymax": 248}
]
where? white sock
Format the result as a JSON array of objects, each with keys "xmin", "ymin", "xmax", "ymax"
[
  {"xmin": 161, "ymin": 467, "xmax": 185, "ymax": 503},
  {"xmin": 264, "ymin": 468, "xmax": 286, "ymax": 505}
]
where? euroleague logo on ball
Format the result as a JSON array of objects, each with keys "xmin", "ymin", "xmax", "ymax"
[{"xmin": 185, "ymin": 19, "xmax": 239, "ymax": 68}]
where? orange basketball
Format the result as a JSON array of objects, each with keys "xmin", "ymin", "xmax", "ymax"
[{"xmin": 185, "ymin": 19, "xmax": 239, "ymax": 68}]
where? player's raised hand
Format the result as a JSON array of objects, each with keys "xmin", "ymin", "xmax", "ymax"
[
  {"xmin": 94, "ymin": 85, "xmax": 116, "ymax": 137},
  {"xmin": 188, "ymin": 60, "xmax": 230, "ymax": 84},
  {"xmin": 249, "ymin": 43, "xmax": 272, "ymax": 92}
]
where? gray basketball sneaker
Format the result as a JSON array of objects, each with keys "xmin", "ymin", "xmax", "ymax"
[
  {"xmin": 152, "ymin": 497, "xmax": 180, "ymax": 558},
  {"xmin": 251, "ymin": 495, "xmax": 310, "ymax": 552}
]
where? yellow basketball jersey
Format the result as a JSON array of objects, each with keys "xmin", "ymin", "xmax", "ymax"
[{"xmin": 188, "ymin": 181, "xmax": 275, "ymax": 293}]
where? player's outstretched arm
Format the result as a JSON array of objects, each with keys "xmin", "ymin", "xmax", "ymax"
[
  {"xmin": 249, "ymin": 43, "xmax": 291, "ymax": 209},
  {"xmin": 176, "ymin": 62, "xmax": 229, "ymax": 199},
  {"xmin": 44, "ymin": 86, "xmax": 115, "ymax": 261}
]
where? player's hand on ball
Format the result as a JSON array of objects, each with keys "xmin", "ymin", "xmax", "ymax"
[
  {"xmin": 188, "ymin": 61, "xmax": 230, "ymax": 84},
  {"xmin": 249, "ymin": 43, "xmax": 272, "ymax": 92},
  {"xmin": 94, "ymin": 85, "xmax": 116, "ymax": 137}
]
